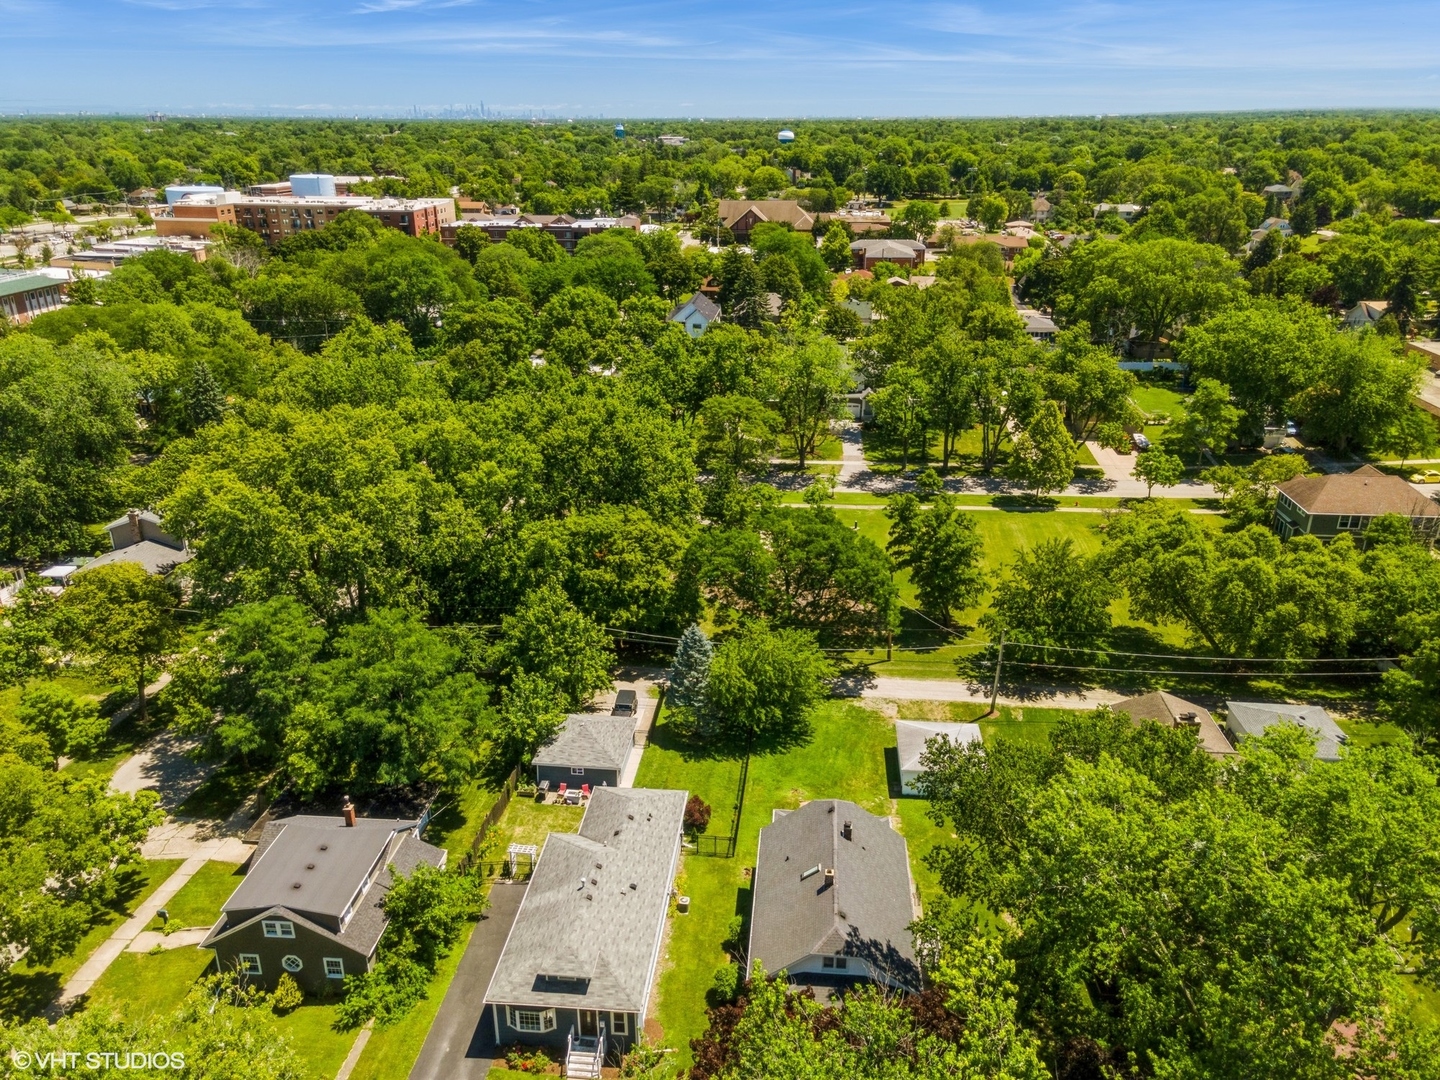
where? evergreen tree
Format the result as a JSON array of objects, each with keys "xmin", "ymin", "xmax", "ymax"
[
  {"xmin": 669, "ymin": 623, "xmax": 713, "ymax": 709},
  {"xmin": 718, "ymin": 248, "xmax": 768, "ymax": 330},
  {"xmin": 184, "ymin": 360, "xmax": 226, "ymax": 431}
]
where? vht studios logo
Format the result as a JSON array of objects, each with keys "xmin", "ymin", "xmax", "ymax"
[{"xmin": 9, "ymin": 1050, "xmax": 186, "ymax": 1071}]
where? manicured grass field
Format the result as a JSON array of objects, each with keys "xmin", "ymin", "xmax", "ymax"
[
  {"xmin": 424, "ymin": 779, "xmax": 508, "ymax": 864},
  {"xmin": 154, "ymin": 860, "xmax": 243, "ymax": 930},
  {"xmin": 0, "ymin": 858, "xmax": 183, "ymax": 1022},
  {"xmin": 637, "ymin": 699, "xmax": 960, "ymax": 1067}
]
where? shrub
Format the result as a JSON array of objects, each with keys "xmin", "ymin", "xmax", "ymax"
[
  {"xmin": 506, "ymin": 1046, "xmax": 552, "ymax": 1073},
  {"xmin": 721, "ymin": 915, "xmax": 745, "ymax": 958},
  {"xmin": 271, "ymin": 973, "xmax": 303, "ymax": 1015},
  {"xmin": 684, "ymin": 795, "xmax": 712, "ymax": 834},
  {"xmin": 708, "ymin": 962, "xmax": 740, "ymax": 1006}
]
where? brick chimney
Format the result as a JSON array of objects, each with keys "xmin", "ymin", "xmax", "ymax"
[{"xmin": 342, "ymin": 796, "xmax": 356, "ymax": 827}]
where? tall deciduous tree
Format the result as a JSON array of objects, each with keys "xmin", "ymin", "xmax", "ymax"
[
  {"xmin": 886, "ymin": 494, "xmax": 986, "ymax": 625},
  {"xmin": 980, "ymin": 538, "xmax": 1116, "ymax": 648},
  {"xmin": 1170, "ymin": 377, "xmax": 1241, "ymax": 463},
  {"xmin": 1005, "ymin": 401, "xmax": 1077, "ymax": 494},
  {"xmin": 871, "ymin": 362, "xmax": 930, "ymax": 470},
  {"xmin": 768, "ymin": 336, "xmax": 848, "ymax": 470},
  {"xmin": 497, "ymin": 584, "xmax": 614, "ymax": 708},
  {"xmin": 701, "ymin": 623, "xmax": 834, "ymax": 750},
  {"xmin": 1131, "ymin": 447, "xmax": 1184, "ymax": 496}
]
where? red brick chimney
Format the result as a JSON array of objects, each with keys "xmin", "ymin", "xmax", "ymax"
[{"xmin": 342, "ymin": 797, "xmax": 356, "ymax": 827}]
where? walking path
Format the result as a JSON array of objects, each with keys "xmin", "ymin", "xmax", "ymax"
[
  {"xmin": 408, "ymin": 881, "xmax": 530, "ymax": 1080},
  {"xmin": 334, "ymin": 1022, "xmax": 374, "ymax": 1080},
  {"xmin": 52, "ymin": 850, "xmax": 229, "ymax": 1014}
]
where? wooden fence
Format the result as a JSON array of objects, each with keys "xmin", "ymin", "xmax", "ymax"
[{"xmin": 456, "ymin": 764, "xmax": 521, "ymax": 874}]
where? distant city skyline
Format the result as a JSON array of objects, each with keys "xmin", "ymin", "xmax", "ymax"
[{"xmin": 3, "ymin": 0, "xmax": 1438, "ymax": 118}]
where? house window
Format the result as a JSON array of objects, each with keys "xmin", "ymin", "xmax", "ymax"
[
  {"xmin": 507, "ymin": 1007, "xmax": 557, "ymax": 1033},
  {"xmin": 324, "ymin": 957, "xmax": 345, "ymax": 979},
  {"xmin": 1337, "ymin": 515, "xmax": 1369, "ymax": 531},
  {"xmin": 262, "ymin": 920, "xmax": 295, "ymax": 939},
  {"xmin": 282, "ymin": 955, "xmax": 303, "ymax": 973},
  {"xmin": 238, "ymin": 953, "xmax": 262, "ymax": 975},
  {"xmin": 610, "ymin": 1012, "xmax": 629, "ymax": 1035},
  {"xmin": 822, "ymin": 955, "xmax": 848, "ymax": 970},
  {"xmin": 571, "ymin": 767, "xmax": 586, "ymax": 775}
]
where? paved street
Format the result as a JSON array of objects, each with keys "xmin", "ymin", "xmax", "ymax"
[
  {"xmin": 409, "ymin": 881, "xmax": 529, "ymax": 1080},
  {"xmin": 858, "ymin": 676, "xmax": 1128, "ymax": 709}
]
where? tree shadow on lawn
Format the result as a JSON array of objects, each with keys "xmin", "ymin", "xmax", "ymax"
[
  {"xmin": 0, "ymin": 862, "xmax": 156, "ymax": 1021},
  {"xmin": 649, "ymin": 709, "xmax": 813, "ymax": 762}
]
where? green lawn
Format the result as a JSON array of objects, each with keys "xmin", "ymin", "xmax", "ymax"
[
  {"xmin": 175, "ymin": 760, "xmax": 270, "ymax": 821},
  {"xmin": 775, "ymin": 434, "xmax": 843, "ymax": 461},
  {"xmin": 1335, "ymin": 717, "xmax": 1409, "ymax": 748},
  {"xmin": 637, "ymin": 699, "xmax": 953, "ymax": 1067},
  {"xmin": 153, "ymin": 860, "xmax": 243, "ymax": 930},
  {"xmin": 424, "ymin": 779, "xmax": 508, "ymax": 864},
  {"xmin": 0, "ymin": 858, "xmax": 183, "ymax": 1022},
  {"xmin": 0, "ymin": 673, "xmax": 138, "ymax": 785}
]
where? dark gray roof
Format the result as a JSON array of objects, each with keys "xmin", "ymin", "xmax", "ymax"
[
  {"xmin": 894, "ymin": 720, "xmax": 982, "ymax": 774},
  {"xmin": 78, "ymin": 540, "xmax": 193, "ymax": 576},
  {"xmin": 749, "ymin": 800, "xmax": 919, "ymax": 990},
  {"xmin": 205, "ymin": 823, "xmax": 443, "ymax": 957},
  {"xmin": 225, "ymin": 815, "xmax": 420, "ymax": 920},
  {"xmin": 1224, "ymin": 701, "xmax": 1347, "ymax": 761},
  {"xmin": 669, "ymin": 292, "xmax": 719, "ymax": 322},
  {"xmin": 533, "ymin": 713, "xmax": 635, "ymax": 773},
  {"xmin": 484, "ymin": 787, "xmax": 686, "ymax": 1013}
]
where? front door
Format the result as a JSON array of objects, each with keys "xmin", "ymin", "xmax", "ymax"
[{"xmin": 579, "ymin": 1010, "xmax": 599, "ymax": 1037}]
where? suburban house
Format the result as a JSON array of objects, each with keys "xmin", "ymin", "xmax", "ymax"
[
  {"xmin": 1223, "ymin": 701, "xmax": 1347, "ymax": 762},
  {"xmin": 717, "ymin": 200, "xmax": 815, "ymax": 244},
  {"xmin": 36, "ymin": 510, "xmax": 194, "ymax": 589},
  {"xmin": 894, "ymin": 720, "xmax": 982, "ymax": 795},
  {"xmin": 1111, "ymin": 692, "xmax": 1237, "ymax": 759},
  {"xmin": 748, "ymin": 800, "xmax": 920, "ymax": 997},
  {"xmin": 483, "ymin": 787, "xmax": 687, "ymax": 1070},
  {"xmin": 1019, "ymin": 306, "xmax": 1058, "ymax": 343},
  {"xmin": 849, "ymin": 238, "xmax": 927, "ymax": 270},
  {"xmin": 1343, "ymin": 300, "xmax": 1389, "ymax": 329},
  {"xmin": 0, "ymin": 270, "xmax": 67, "ymax": 325},
  {"xmin": 845, "ymin": 386, "xmax": 875, "ymax": 421},
  {"xmin": 1094, "ymin": 202, "xmax": 1143, "ymax": 222},
  {"xmin": 202, "ymin": 806, "xmax": 444, "ymax": 992},
  {"xmin": 667, "ymin": 292, "xmax": 720, "ymax": 337},
  {"xmin": 444, "ymin": 214, "xmax": 642, "ymax": 254},
  {"xmin": 1263, "ymin": 182, "xmax": 1299, "ymax": 202},
  {"xmin": 817, "ymin": 210, "xmax": 892, "ymax": 236},
  {"xmin": 1274, "ymin": 465, "xmax": 1439, "ymax": 544},
  {"xmin": 532, "ymin": 713, "xmax": 636, "ymax": 790},
  {"xmin": 1030, "ymin": 194, "xmax": 1054, "ymax": 222}
]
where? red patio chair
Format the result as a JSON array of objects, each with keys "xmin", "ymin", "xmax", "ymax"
[
  {"xmin": 581, "ymin": 784, "xmax": 591, "ymax": 800},
  {"xmin": 556, "ymin": 783, "xmax": 567, "ymax": 803}
]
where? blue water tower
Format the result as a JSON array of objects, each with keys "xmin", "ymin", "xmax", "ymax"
[
  {"xmin": 614, "ymin": 124, "xmax": 626, "ymax": 139},
  {"xmin": 777, "ymin": 129, "xmax": 795, "ymax": 144}
]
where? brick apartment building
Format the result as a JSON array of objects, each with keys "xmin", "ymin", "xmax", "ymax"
[{"xmin": 157, "ymin": 192, "xmax": 455, "ymax": 245}]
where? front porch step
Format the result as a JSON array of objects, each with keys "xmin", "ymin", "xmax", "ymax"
[{"xmin": 565, "ymin": 1051, "xmax": 602, "ymax": 1079}]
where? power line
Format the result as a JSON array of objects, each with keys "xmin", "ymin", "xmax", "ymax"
[
  {"xmin": 998, "ymin": 640, "xmax": 1401, "ymax": 664},
  {"xmin": 999, "ymin": 659, "xmax": 1384, "ymax": 678}
]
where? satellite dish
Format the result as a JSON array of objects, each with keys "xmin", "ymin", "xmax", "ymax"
[{"xmin": 777, "ymin": 129, "xmax": 795, "ymax": 143}]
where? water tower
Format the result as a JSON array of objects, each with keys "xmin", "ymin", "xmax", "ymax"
[
  {"xmin": 777, "ymin": 129, "xmax": 795, "ymax": 144},
  {"xmin": 614, "ymin": 124, "xmax": 626, "ymax": 139}
]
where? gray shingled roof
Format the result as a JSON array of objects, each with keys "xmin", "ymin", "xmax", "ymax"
[
  {"xmin": 225, "ymin": 816, "xmax": 420, "ymax": 920},
  {"xmin": 1112, "ymin": 692, "xmax": 1237, "ymax": 758},
  {"xmin": 78, "ymin": 540, "xmax": 193, "ymax": 576},
  {"xmin": 895, "ymin": 720, "xmax": 982, "ymax": 774},
  {"xmin": 669, "ymin": 292, "xmax": 720, "ymax": 322},
  {"xmin": 533, "ymin": 713, "xmax": 635, "ymax": 773},
  {"xmin": 205, "ymin": 820, "xmax": 443, "ymax": 956},
  {"xmin": 1224, "ymin": 701, "xmax": 1347, "ymax": 762},
  {"xmin": 749, "ymin": 800, "xmax": 919, "ymax": 990},
  {"xmin": 484, "ymin": 787, "xmax": 686, "ymax": 1013}
]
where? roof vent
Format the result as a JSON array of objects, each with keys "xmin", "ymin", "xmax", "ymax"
[
  {"xmin": 627, "ymin": 814, "xmax": 635, "ymax": 821},
  {"xmin": 291, "ymin": 882, "xmax": 302, "ymax": 889},
  {"xmin": 842, "ymin": 821, "xmax": 853, "ymax": 841},
  {"xmin": 629, "ymin": 883, "xmax": 637, "ymax": 890},
  {"xmin": 306, "ymin": 863, "xmax": 315, "ymax": 870},
  {"xmin": 319, "ymin": 844, "xmax": 328, "ymax": 851},
  {"xmin": 1178, "ymin": 712, "xmax": 1199, "ymax": 726}
]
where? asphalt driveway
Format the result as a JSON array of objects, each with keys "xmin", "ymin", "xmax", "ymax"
[{"xmin": 409, "ymin": 880, "xmax": 528, "ymax": 1080}]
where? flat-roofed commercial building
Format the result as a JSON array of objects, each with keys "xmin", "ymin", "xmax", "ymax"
[{"xmin": 157, "ymin": 191, "xmax": 456, "ymax": 246}]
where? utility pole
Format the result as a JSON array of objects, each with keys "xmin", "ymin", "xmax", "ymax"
[{"xmin": 987, "ymin": 632, "xmax": 1006, "ymax": 717}]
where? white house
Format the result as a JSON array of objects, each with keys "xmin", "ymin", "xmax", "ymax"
[
  {"xmin": 894, "ymin": 720, "xmax": 983, "ymax": 795},
  {"xmin": 1343, "ymin": 300, "xmax": 1389, "ymax": 330}
]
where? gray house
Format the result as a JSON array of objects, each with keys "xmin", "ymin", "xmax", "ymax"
[
  {"xmin": 483, "ymin": 787, "xmax": 687, "ymax": 1071},
  {"xmin": 1274, "ymin": 465, "xmax": 1439, "ymax": 544},
  {"xmin": 84, "ymin": 510, "xmax": 195, "ymax": 575},
  {"xmin": 748, "ymin": 800, "xmax": 920, "ymax": 997},
  {"xmin": 201, "ymin": 807, "xmax": 444, "ymax": 993},
  {"xmin": 533, "ymin": 713, "xmax": 635, "ymax": 790},
  {"xmin": 1223, "ymin": 701, "xmax": 1347, "ymax": 762}
]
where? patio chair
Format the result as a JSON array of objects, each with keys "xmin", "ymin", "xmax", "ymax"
[
  {"xmin": 581, "ymin": 784, "xmax": 591, "ymax": 800},
  {"xmin": 556, "ymin": 783, "xmax": 567, "ymax": 803}
]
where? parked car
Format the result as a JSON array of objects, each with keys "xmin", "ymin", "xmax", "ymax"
[
  {"xmin": 611, "ymin": 689, "xmax": 638, "ymax": 717},
  {"xmin": 1131, "ymin": 432, "xmax": 1151, "ymax": 451},
  {"xmin": 1284, "ymin": 420, "xmax": 1298, "ymax": 437}
]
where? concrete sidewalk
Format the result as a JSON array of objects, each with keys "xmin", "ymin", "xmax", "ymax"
[
  {"xmin": 53, "ymin": 854, "xmax": 214, "ymax": 1015},
  {"xmin": 408, "ymin": 881, "xmax": 529, "ymax": 1080}
]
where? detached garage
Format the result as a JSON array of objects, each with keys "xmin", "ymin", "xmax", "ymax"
[
  {"xmin": 533, "ymin": 713, "xmax": 635, "ymax": 790},
  {"xmin": 895, "ymin": 720, "xmax": 983, "ymax": 795}
]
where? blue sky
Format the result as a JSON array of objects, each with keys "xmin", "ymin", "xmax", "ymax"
[{"xmin": 2, "ymin": 1, "xmax": 1438, "ymax": 117}]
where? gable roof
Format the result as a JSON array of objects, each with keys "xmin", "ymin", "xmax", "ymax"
[
  {"xmin": 225, "ymin": 815, "xmax": 419, "ymax": 920},
  {"xmin": 894, "ymin": 720, "xmax": 982, "ymax": 775},
  {"xmin": 749, "ymin": 800, "xmax": 919, "ymax": 990},
  {"xmin": 205, "ymin": 816, "xmax": 442, "ymax": 955},
  {"xmin": 1224, "ymin": 701, "xmax": 1347, "ymax": 762},
  {"xmin": 1276, "ymin": 464, "xmax": 1438, "ymax": 519},
  {"xmin": 668, "ymin": 292, "xmax": 720, "ymax": 322},
  {"xmin": 533, "ymin": 713, "xmax": 636, "ymax": 773},
  {"xmin": 849, "ymin": 238, "xmax": 926, "ymax": 258},
  {"xmin": 717, "ymin": 199, "xmax": 815, "ymax": 232},
  {"xmin": 484, "ymin": 787, "xmax": 686, "ymax": 1013},
  {"xmin": 1111, "ymin": 691, "xmax": 1236, "ymax": 758},
  {"xmin": 1345, "ymin": 300, "xmax": 1389, "ymax": 323}
]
